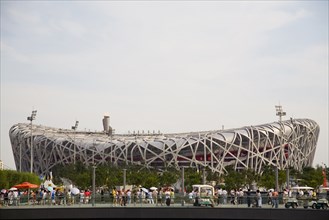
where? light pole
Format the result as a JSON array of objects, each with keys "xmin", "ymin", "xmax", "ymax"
[
  {"xmin": 275, "ymin": 165, "xmax": 279, "ymax": 192},
  {"xmin": 19, "ymin": 141, "xmax": 22, "ymax": 172},
  {"xmin": 92, "ymin": 164, "xmax": 96, "ymax": 207},
  {"xmin": 181, "ymin": 167, "xmax": 185, "ymax": 196},
  {"xmin": 123, "ymin": 169, "xmax": 127, "ymax": 191},
  {"xmin": 27, "ymin": 110, "xmax": 37, "ymax": 173},
  {"xmin": 181, "ymin": 167, "xmax": 185, "ymax": 206},
  {"xmin": 275, "ymin": 104, "xmax": 286, "ymax": 191},
  {"xmin": 287, "ymin": 117, "xmax": 296, "ymax": 190},
  {"xmin": 71, "ymin": 120, "xmax": 79, "ymax": 165},
  {"xmin": 202, "ymin": 166, "xmax": 206, "ymax": 185}
]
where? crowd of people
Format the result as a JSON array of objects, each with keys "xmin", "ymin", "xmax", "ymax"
[
  {"xmin": 0, "ymin": 187, "xmax": 91, "ymax": 207},
  {"xmin": 110, "ymin": 187, "xmax": 175, "ymax": 207},
  {"xmin": 1, "ymin": 185, "xmax": 325, "ymax": 208}
]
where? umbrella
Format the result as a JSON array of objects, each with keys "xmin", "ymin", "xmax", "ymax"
[
  {"xmin": 14, "ymin": 182, "xmax": 39, "ymax": 189},
  {"xmin": 141, "ymin": 187, "xmax": 149, "ymax": 193},
  {"xmin": 71, "ymin": 187, "xmax": 80, "ymax": 195},
  {"xmin": 150, "ymin": 187, "xmax": 157, "ymax": 191},
  {"xmin": 9, "ymin": 187, "xmax": 18, "ymax": 191},
  {"xmin": 47, "ymin": 186, "xmax": 53, "ymax": 192},
  {"xmin": 13, "ymin": 182, "xmax": 39, "ymax": 205},
  {"xmin": 1, "ymin": 189, "xmax": 7, "ymax": 193}
]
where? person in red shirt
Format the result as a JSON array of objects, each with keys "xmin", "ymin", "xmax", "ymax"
[{"xmin": 84, "ymin": 189, "xmax": 91, "ymax": 204}]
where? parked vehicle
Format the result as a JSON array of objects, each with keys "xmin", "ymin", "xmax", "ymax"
[
  {"xmin": 285, "ymin": 186, "xmax": 314, "ymax": 209},
  {"xmin": 303, "ymin": 200, "xmax": 317, "ymax": 209},
  {"xmin": 315, "ymin": 198, "xmax": 329, "ymax": 209},
  {"xmin": 192, "ymin": 184, "xmax": 215, "ymax": 207},
  {"xmin": 315, "ymin": 187, "xmax": 329, "ymax": 209},
  {"xmin": 285, "ymin": 197, "xmax": 299, "ymax": 209}
]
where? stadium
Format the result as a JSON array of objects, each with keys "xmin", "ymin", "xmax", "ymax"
[{"xmin": 9, "ymin": 116, "xmax": 319, "ymax": 176}]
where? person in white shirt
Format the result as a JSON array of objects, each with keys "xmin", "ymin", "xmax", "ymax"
[
  {"xmin": 126, "ymin": 189, "xmax": 131, "ymax": 204},
  {"xmin": 298, "ymin": 190, "xmax": 304, "ymax": 199},
  {"xmin": 222, "ymin": 189, "xmax": 228, "ymax": 204}
]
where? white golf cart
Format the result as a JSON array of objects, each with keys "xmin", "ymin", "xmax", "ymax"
[
  {"xmin": 315, "ymin": 187, "xmax": 329, "ymax": 209},
  {"xmin": 285, "ymin": 186, "xmax": 314, "ymax": 209},
  {"xmin": 192, "ymin": 184, "xmax": 215, "ymax": 208}
]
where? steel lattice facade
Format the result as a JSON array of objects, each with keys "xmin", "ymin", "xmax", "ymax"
[{"xmin": 9, "ymin": 119, "xmax": 319, "ymax": 176}]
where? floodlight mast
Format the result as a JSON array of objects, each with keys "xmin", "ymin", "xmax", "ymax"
[
  {"xmin": 275, "ymin": 104, "xmax": 288, "ymax": 191},
  {"xmin": 72, "ymin": 120, "xmax": 79, "ymax": 165},
  {"xmin": 275, "ymin": 105, "xmax": 286, "ymax": 123},
  {"xmin": 27, "ymin": 110, "xmax": 37, "ymax": 173}
]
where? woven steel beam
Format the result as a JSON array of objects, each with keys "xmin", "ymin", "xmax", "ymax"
[{"xmin": 9, "ymin": 119, "xmax": 319, "ymax": 176}]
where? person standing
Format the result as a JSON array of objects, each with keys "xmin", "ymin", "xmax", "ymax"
[
  {"xmin": 112, "ymin": 188, "xmax": 117, "ymax": 207},
  {"xmin": 238, "ymin": 189, "xmax": 244, "ymax": 205},
  {"xmin": 170, "ymin": 189, "xmax": 175, "ymax": 205},
  {"xmin": 267, "ymin": 190, "xmax": 273, "ymax": 206},
  {"xmin": 121, "ymin": 189, "xmax": 127, "ymax": 206},
  {"xmin": 157, "ymin": 188, "xmax": 163, "ymax": 206},
  {"xmin": 246, "ymin": 189, "xmax": 251, "ymax": 207},
  {"xmin": 165, "ymin": 188, "xmax": 171, "ymax": 206},
  {"xmin": 100, "ymin": 189, "xmax": 104, "ymax": 202},
  {"xmin": 222, "ymin": 188, "xmax": 228, "ymax": 204},
  {"xmin": 151, "ymin": 189, "xmax": 157, "ymax": 205},
  {"xmin": 256, "ymin": 189, "xmax": 262, "ymax": 208},
  {"xmin": 126, "ymin": 189, "xmax": 131, "ymax": 205},
  {"xmin": 272, "ymin": 189, "xmax": 279, "ymax": 208}
]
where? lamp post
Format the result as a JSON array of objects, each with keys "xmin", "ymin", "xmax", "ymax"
[
  {"xmin": 181, "ymin": 167, "xmax": 185, "ymax": 206},
  {"xmin": 71, "ymin": 120, "xmax": 79, "ymax": 165},
  {"xmin": 92, "ymin": 164, "xmax": 96, "ymax": 207},
  {"xmin": 182, "ymin": 167, "xmax": 185, "ymax": 196},
  {"xmin": 202, "ymin": 166, "xmax": 206, "ymax": 185},
  {"xmin": 19, "ymin": 141, "xmax": 22, "ymax": 172},
  {"xmin": 287, "ymin": 117, "xmax": 296, "ymax": 190},
  {"xmin": 275, "ymin": 164, "xmax": 279, "ymax": 192},
  {"xmin": 123, "ymin": 169, "xmax": 127, "ymax": 191},
  {"xmin": 275, "ymin": 104, "xmax": 286, "ymax": 191},
  {"xmin": 27, "ymin": 110, "xmax": 37, "ymax": 173}
]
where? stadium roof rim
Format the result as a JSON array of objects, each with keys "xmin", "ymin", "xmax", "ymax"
[
  {"xmin": 11, "ymin": 118, "xmax": 316, "ymax": 138},
  {"xmin": 9, "ymin": 118, "xmax": 319, "ymax": 175}
]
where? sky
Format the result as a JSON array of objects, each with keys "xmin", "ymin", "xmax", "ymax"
[{"xmin": 1, "ymin": 0, "xmax": 328, "ymax": 171}]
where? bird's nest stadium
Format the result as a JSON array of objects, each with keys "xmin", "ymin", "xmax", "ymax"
[{"xmin": 9, "ymin": 118, "xmax": 319, "ymax": 176}]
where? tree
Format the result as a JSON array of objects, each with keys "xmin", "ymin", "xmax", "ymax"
[
  {"xmin": 183, "ymin": 168, "xmax": 202, "ymax": 192},
  {"xmin": 206, "ymin": 167, "xmax": 220, "ymax": 184},
  {"xmin": 298, "ymin": 166, "xmax": 323, "ymax": 188},
  {"xmin": 258, "ymin": 165, "xmax": 275, "ymax": 190},
  {"xmin": 241, "ymin": 169, "xmax": 258, "ymax": 189},
  {"xmin": 158, "ymin": 168, "xmax": 180, "ymax": 187},
  {"xmin": 223, "ymin": 166, "xmax": 244, "ymax": 191},
  {"xmin": 0, "ymin": 170, "xmax": 41, "ymax": 189}
]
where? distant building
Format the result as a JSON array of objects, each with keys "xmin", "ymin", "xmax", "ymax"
[{"xmin": 9, "ymin": 119, "xmax": 319, "ymax": 176}]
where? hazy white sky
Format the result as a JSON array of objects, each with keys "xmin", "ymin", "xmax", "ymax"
[{"xmin": 1, "ymin": 1, "xmax": 328, "ymax": 170}]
